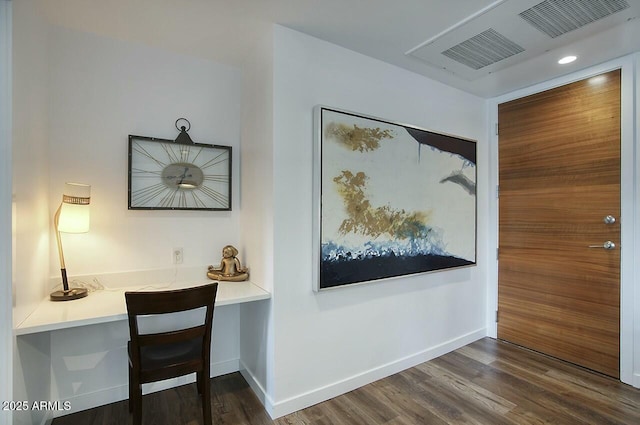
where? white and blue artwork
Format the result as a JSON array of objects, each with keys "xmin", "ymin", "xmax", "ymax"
[{"xmin": 314, "ymin": 107, "xmax": 476, "ymax": 290}]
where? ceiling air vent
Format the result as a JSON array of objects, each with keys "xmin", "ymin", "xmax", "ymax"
[
  {"xmin": 519, "ymin": 0, "xmax": 630, "ymax": 38},
  {"xmin": 406, "ymin": 0, "xmax": 640, "ymax": 81},
  {"xmin": 440, "ymin": 28, "xmax": 525, "ymax": 70}
]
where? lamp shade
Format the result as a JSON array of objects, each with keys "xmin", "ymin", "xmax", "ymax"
[{"xmin": 57, "ymin": 183, "xmax": 91, "ymax": 233}]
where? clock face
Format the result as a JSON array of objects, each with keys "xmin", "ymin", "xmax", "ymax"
[
  {"xmin": 128, "ymin": 135, "xmax": 232, "ymax": 210},
  {"xmin": 161, "ymin": 163, "xmax": 205, "ymax": 189}
]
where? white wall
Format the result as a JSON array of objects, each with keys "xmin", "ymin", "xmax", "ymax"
[
  {"xmin": 263, "ymin": 26, "xmax": 488, "ymax": 417},
  {"xmin": 11, "ymin": 0, "xmax": 50, "ymax": 329},
  {"xmin": 0, "ymin": 2, "xmax": 13, "ymax": 424},
  {"xmin": 238, "ymin": 24, "xmax": 276, "ymax": 408},
  {"xmin": 11, "ymin": 1, "xmax": 52, "ymax": 424},
  {"xmin": 46, "ymin": 26, "xmax": 242, "ymax": 279},
  {"xmin": 44, "ymin": 25, "xmax": 244, "ymax": 413},
  {"xmin": 11, "ymin": 21, "xmax": 249, "ymax": 419}
]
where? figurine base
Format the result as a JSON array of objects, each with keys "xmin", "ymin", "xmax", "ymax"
[{"xmin": 206, "ymin": 272, "xmax": 249, "ymax": 282}]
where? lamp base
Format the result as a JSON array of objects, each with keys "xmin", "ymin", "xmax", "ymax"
[{"xmin": 50, "ymin": 287, "xmax": 88, "ymax": 301}]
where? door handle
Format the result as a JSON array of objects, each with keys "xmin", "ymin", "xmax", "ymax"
[{"xmin": 588, "ymin": 241, "xmax": 616, "ymax": 250}]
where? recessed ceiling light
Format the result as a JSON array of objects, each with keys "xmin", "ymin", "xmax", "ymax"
[{"xmin": 558, "ymin": 55, "xmax": 577, "ymax": 65}]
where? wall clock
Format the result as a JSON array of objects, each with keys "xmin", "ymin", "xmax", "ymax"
[{"xmin": 128, "ymin": 135, "xmax": 232, "ymax": 210}]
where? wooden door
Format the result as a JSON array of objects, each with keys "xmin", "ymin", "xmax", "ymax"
[{"xmin": 497, "ymin": 70, "xmax": 621, "ymax": 378}]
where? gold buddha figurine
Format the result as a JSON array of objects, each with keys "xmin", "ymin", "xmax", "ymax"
[{"xmin": 207, "ymin": 245, "xmax": 249, "ymax": 282}]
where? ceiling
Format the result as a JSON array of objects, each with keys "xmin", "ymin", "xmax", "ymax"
[{"xmin": 35, "ymin": 0, "xmax": 640, "ymax": 98}]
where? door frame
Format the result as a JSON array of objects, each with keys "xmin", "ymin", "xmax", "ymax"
[{"xmin": 486, "ymin": 54, "xmax": 638, "ymax": 387}]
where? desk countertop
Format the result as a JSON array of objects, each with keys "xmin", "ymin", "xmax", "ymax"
[{"xmin": 14, "ymin": 280, "xmax": 270, "ymax": 336}]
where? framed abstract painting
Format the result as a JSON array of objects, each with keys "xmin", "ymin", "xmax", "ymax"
[{"xmin": 313, "ymin": 106, "xmax": 477, "ymax": 291}]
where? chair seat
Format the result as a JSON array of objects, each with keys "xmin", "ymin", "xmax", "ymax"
[{"xmin": 128, "ymin": 339, "xmax": 203, "ymax": 377}]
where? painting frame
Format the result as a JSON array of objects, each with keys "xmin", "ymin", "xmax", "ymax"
[{"xmin": 312, "ymin": 106, "xmax": 477, "ymax": 291}]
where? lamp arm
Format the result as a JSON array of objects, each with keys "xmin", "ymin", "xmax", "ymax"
[{"xmin": 54, "ymin": 205, "xmax": 69, "ymax": 291}]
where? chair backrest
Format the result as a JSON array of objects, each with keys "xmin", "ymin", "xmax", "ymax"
[{"xmin": 125, "ymin": 283, "xmax": 218, "ymax": 370}]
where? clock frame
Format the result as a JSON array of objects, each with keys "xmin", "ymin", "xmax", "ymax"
[{"xmin": 128, "ymin": 135, "xmax": 232, "ymax": 210}]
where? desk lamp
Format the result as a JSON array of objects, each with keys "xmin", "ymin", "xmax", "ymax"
[{"xmin": 51, "ymin": 182, "xmax": 91, "ymax": 301}]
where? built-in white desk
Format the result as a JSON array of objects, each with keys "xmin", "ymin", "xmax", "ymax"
[
  {"xmin": 15, "ymin": 280, "xmax": 270, "ymax": 336},
  {"xmin": 13, "ymin": 278, "xmax": 270, "ymax": 420}
]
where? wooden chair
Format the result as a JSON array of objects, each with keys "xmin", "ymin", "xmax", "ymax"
[{"xmin": 125, "ymin": 283, "xmax": 218, "ymax": 425}]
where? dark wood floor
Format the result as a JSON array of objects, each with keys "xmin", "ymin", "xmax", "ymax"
[{"xmin": 52, "ymin": 338, "xmax": 640, "ymax": 425}]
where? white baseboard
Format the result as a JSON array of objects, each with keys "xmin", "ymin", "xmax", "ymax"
[
  {"xmin": 242, "ymin": 329, "xmax": 486, "ymax": 419},
  {"xmin": 239, "ymin": 364, "xmax": 275, "ymax": 414},
  {"xmin": 50, "ymin": 358, "xmax": 240, "ymax": 419}
]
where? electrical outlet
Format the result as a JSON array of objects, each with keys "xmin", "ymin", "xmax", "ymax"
[{"xmin": 173, "ymin": 247, "xmax": 183, "ymax": 264}]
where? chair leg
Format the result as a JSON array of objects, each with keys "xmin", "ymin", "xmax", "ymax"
[
  {"xmin": 128, "ymin": 365, "xmax": 133, "ymax": 413},
  {"xmin": 200, "ymin": 368, "xmax": 212, "ymax": 425},
  {"xmin": 130, "ymin": 371, "xmax": 142, "ymax": 425},
  {"xmin": 132, "ymin": 385, "xmax": 142, "ymax": 425},
  {"xmin": 196, "ymin": 371, "xmax": 203, "ymax": 394}
]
